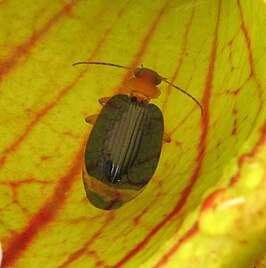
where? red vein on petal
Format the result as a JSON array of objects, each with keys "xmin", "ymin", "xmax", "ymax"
[
  {"xmin": 0, "ymin": 0, "xmax": 81, "ymax": 82},
  {"xmin": 230, "ymin": 122, "xmax": 266, "ymax": 186},
  {"xmin": 161, "ymin": 3, "xmax": 196, "ymax": 112},
  {"xmin": 0, "ymin": 1, "xmax": 131, "ymax": 168},
  {"xmin": 118, "ymin": 0, "xmax": 172, "ymax": 89},
  {"xmin": 236, "ymin": 0, "xmax": 254, "ymax": 76},
  {"xmin": 0, "ymin": 0, "xmax": 9, "ymax": 7},
  {"xmin": 2, "ymin": 143, "xmax": 85, "ymax": 266},
  {"xmin": 202, "ymin": 123, "xmax": 266, "ymax": 209},
  {"xmin": 201, "ymin": 189, "xmax": 225, "ymax": 212},
  {"xmin": 58, "ymin": 212, "xmax": 115, "ymax": 268},
  {"xmin": 1, "ymin": 2, "xmax": 132, "ymax": 265},
  {"xmin": 0, "ymin": 82, "xmax": 76, "ymax": 167},
  {"xmin": 110, "ymin": 0, "xmax": 222, "ymax": 266},
  {"xmin": 153, "ymin": 223, "xmax": 198, "ymax": 268},
  {"xmin": 158, "ymin": 82, "xmax": 266, "ymax": 268},
  {"xmin": 237, "ymin": 0, "xmax": 264, "ymax": 129},
  {"xmin": 155, "ymin": 121, "xmax": 266, "ymax": 267},
  {"xmin": 130, "ymin": 0, "xmax": 171, "ymax": 67},
  {"xmin": 168, "ymin": 108, "xmax": 194, "ymax": 136}
]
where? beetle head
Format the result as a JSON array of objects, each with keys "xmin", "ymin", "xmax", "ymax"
[{"xmin": 127, "ymin": 67, "xmax": 162, "ymax": 102}]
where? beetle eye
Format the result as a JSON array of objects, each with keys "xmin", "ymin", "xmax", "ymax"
[
  {"xmin": 134, "ymin": 68, "xmax": 142, "ymax": 77},
  {"xmin": 155, "ymin": 75, "xmax": 161, "ymax": 85}
]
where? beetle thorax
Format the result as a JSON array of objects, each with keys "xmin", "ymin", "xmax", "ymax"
[{"xmin": 126, "ymin": 77, "xmax": 161, "ymax": 102}]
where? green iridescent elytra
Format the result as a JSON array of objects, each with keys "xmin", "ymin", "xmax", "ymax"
[{"xmin": 83, "ymin": 94, "xmax": 163, "ymax": 209}]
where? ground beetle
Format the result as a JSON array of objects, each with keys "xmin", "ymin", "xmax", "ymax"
[{"xmin": 73, "ymin": 61, "xmax": 203, "ymax": 210}]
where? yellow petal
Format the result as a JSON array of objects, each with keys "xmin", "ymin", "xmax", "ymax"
[{"xmin": 0, "ymin": 0, "xmax": 266, "ymax": 267}]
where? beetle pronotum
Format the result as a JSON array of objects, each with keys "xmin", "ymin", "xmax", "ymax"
[{"xmin": 73, "ymin": 61, "xmax": 203, "ymax": 210}]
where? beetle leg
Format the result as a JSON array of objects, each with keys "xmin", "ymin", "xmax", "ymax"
[
  {"xmin": 163, "ymin": 132, "xmax": 171, "ymax": 143},
  {"xmin": 85, "ymin": 114, "xmax": 99, "ymax": 125},
  {"xmin": 98, "ymin": 97, "xmax": 111, "ymax": 106}
]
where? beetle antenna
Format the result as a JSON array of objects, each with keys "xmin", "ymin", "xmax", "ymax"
[
  {"xmin": 72, "ymin": 61, "xmax": 132, "ymax": 70},
  {"xmin": 72, "ymin": 62, "xmax": 203, "ymax": 114},
  {"xmin": 161, "ymin": 78, "xmax": 203, "ymax": 115}
]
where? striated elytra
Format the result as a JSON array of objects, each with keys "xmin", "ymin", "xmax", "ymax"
[
  {"xmin": 83, "ymin": 94, "xmax": 163, "ymax": 209},
  {"xmin": 73, "ymin": 61, "xmax": 203, "ymax": 210}
]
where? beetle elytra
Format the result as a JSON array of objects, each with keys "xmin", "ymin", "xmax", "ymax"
[{"xmin": 73, "ymin": 61, "xmax": 203, "ymax": 210}]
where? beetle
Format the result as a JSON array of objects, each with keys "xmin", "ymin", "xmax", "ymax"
[{"xmin": 73, "ymin": 61, "xmax": 203, "ymax": 210}]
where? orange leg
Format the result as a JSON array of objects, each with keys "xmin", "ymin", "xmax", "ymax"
[
  {"xmin": 98, "ymin": 97, "xmax": 111, "ymax": 105},
  {"xmin": 85, "ymin": 97, "xmax": 111, "ymax": 124},
  {"xmin": 85, "ymin": 114, "xmax": 98, "ymax": 125},
  {"xmin": 85, "ymin": 97, "xmax": 111, "ymax": 125},
  {"xmin": 85, "ymin": 96, "xmax": 112, "ymax": 124},
  {"xmin": 163, "ymin": 133, "xmax": 171, "ymax": 143}
]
